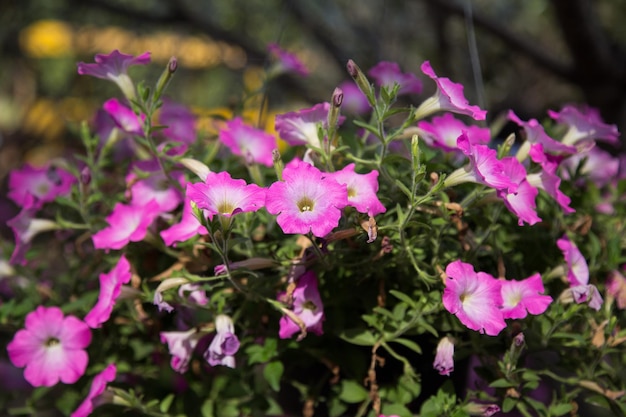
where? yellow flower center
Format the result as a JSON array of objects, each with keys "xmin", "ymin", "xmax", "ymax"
[
  {"xmin": 45, "ymin": 337, "xmax": 60, "ymax": 347},
  {"xmin": 297, "ymin": 196, "xmax": 315, "ymax": 212}
]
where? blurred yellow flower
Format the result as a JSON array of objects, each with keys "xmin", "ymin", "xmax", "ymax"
[{"xmin": 20, "ymin": 20, "xmax": 74, "ymax": 58}]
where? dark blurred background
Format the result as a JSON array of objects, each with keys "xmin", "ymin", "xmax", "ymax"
[{"xmin": 1, "ymin": 0, "xmax": 625, "ymax": 183}]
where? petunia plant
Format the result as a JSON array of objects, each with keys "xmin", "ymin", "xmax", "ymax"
[{"xmin": 1, "ymin": 48, "xmax": 626, "ymax": 417}]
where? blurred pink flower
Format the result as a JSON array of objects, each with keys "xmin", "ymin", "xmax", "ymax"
[
  {"xmin": 417, "ymin": 113, "xmax": 490, "ymax": 154},
  {"xmin": 557, "ymin": 235, "xmax": 603, "ymax": 310},
  {"xmin": 433, "ymin": 336, "xmax": 454, "ymax": 376},
  {"xmin": 160, "ymin": 197, "xmax": 209, "ymax": 247},
  {"xmin": 548, "ymin": 104, "xmax": 619, "ymax": 146},
  {"xmin": 327, "ymin": 163, "xmax": 386, "ymax": 216},
  {"xmin": 7, "ymin": 306, "xmax": 91, "ymax": 387},
  {"xmin": 278, "ymin": 271, "xmax": 325, "ymax": 339},
  {"xmin": 508, "ymin": 110, "xmax": 576, "ymax": 159},
  {"xmin": 607, "ymin": 268, "xmax": 626, "ymax": 309},
  {"xmin": 560, "ymin": 146, "xmax": 620, "ymax": 188},
  {"xmin": 7, "ymin": 207, "xmax": 59, "ymax": 265},
  {"xmin": 160, "ymin": 329, "xmax": 203, "ymax": 373},
  {"xmin": 92, "ymin": 201, "xmax": 160, "ymax": 251},
  {"xmin": 368, "ymin": 61, "xmax": 422, "ymax": 95},
  {"xmin": 126, "ymin": 160, "xmax": 184, "ymax": 213},
  {"xmin": 71, "ymin": 363, "xmax": 117, "ymax": 417},
  {"xmin": 159, "ymin": 98, "xmax": 197, "ymax": 144},
  {"xmin": 337, "ymin": 80, "xmax": 371, "ymax": 115},
  {"xmin": 500, "ymin": 273, "xmax": 552, "ymax": 319},
  {"xmin": 219, "ymin": 117, "xmax": 277, "ymax": 167},
  {"xmin": 178, "ymin": 283, "xmax": 209, "ymax": 306},
  {"xmin": 527, "ymin": 143, "xmax": 575, "ymax": 214},
  {"xmin": 267, "ymin": 43, "xmax": 309, "ymax": 77},
  {"xmin": 77, "ymin": 50, "xmax": 150, "ymax": 99},
  {"xmin": 275, "ymin": 103, "xmax": 345, "ymax": 148},
  {"xmin": 103, "ymin": 98, "xmax": 145, "ymax": 136},
  {"xmin": 84, "ymin": 255, "xmax": 132, "ymax": 328},
  {"xmin": 8, "ymin": 164, "xmax": 75, "ymax": 210},
  {"xmin": 204, "ymin": 315, "xmax": 240, "ymax": 368}
]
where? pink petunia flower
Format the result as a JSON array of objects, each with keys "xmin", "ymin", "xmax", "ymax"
[
  {"xmin": 443, "ymin": 260, "xmax": 506, "ymax": 336},
  {"xmin": 84, "ymin": 255, "xmax": 132, "ymax": 328},
  {"xmin": 278, "ymin": 271, "xmax": 325, "ymax": 339},
  {"xmin": 102, "ymin": 98, "xmax": 145, "ymax": 136},
  {"xmin": 607, "ymin": 268, "xmax": 626, "ymax": 310},
  {"xmin": 160, "ymin": 329, "xmax": 203, "ymax": 373},
  {"xmin": 186, "ymin": 171, "xmax": 266, "ymax": 220},
  {"xmin": 417, "ymin": 113, "xmax": 490, "ymax": 154},
  {"xmin": 416, "ymin": 61, "xmax": 487, "ymax": 120},
  {"xmin": 159, "ymin": 98, "xmax": 198, "ymax": 144},
  {"xmin": 337, "ymin": 80, "xmax": 371, "ymax": 115},
  {"xmin": 219, "ymin": 117, "xmax": 277, "ymax": 167},
  {"xmin": 443, "ymin": 133, "xmax": 517, "ymax": 193},
  {"xmin": 267, "ymin": 43, "xmax": 309, "ymax": 77},
  {"xmin": 274, "ymin": 103, "xmax": 345, "ymax": 148},
  {"xmin": 497, "ymin": 157, "xmax": 541, "ymax": 226},
  {"xmin": 7, "ymin": 207, "xmax": 60, "ymax": 265},
  {"xmin": 204, "ymin": 315, "xmax": 240, "ymax": 368},
  {"xmin": 556, "ymin": 235, "xmax": 603, "ymax": 310},
  {"xmin": 160, "ymin": 197, "xmax": 209, "ymax": 247},
  {"xmin": 178, "ymin": 283, "xmax": 209, "ymax": 306},
  {"xmin": 559, "ymin": 146, "xmax": 620, "ymax": 188},
  {"xmin": 7, "ymin": 306, "xmax": 92, "ymax": 387},
  {"xmin": 548, "ymin": 104, "xmax": 619, "ymax": 146},
  {"xmin": 77, "ymin": 50, "xmax": 150, "ymax": 100},
  {"xmin": 8, "ymin": 164, "xmax": 75, "ymax": 210},
  {"xmin": 71, "ymin": 363, "xmax": 117, "ymax": 417},
  {"xmin": 368, "ymin": 61, "xmax": 422, "ymax": 96},
  {"xmin": 508, "ymin": 110, "xmax": 576, "ymax": 160},
  {"xmin": 500, "ymin": 273, "xmax": 552, "ymax": 319},
  {"xmin": 327, "ymin": 163, "xmax": 386, "ymax": 216},
  {"xmin": 266, "ymin": 160, "xmax": 348, "ymax": 237},
  {"xmin": 126, "ymin": 160, "xmax": 185, "ymax": 213},
  {"xmin": 92, "ymin": 200, "xmax": 161, "ymax": 251},
  {"xmin": 527, "ymin": 143, "xmax": 575, "ymax": 214},
  {"xmin": 433, "ymin": 336, "xmax": 455, "ymax": 376}
]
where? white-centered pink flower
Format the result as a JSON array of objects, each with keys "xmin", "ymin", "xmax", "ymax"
[
  {"xmin": 92, "ymin": 201, "xmax": 160, "ymax": 251},
  {"xmin": 500, "ymin": 273, "xmax": 552, "ymax": 319},
  {"xmin": 443, "ymin": 260, "xmax": 506, "ymax": 336},
  {"xmin": 219, "ymin": 117, "xmax": 277, "ymax": 167},
  {"xmin": 368, "ymin": 61, "xmax": 422, "ymax": 96},
  {"xmin": 266, "ymin": 160, "xmax": 348, "ymax": 237},
  {"xmin": 126, "ymin": 160, "xmax": 184, "ymax": 213},
  {"xmin": 326, "ymin": 163, "xmax": 386, "ymax": 216},
  {"xmin": 267, "ymin": 43, "xmax": 309, "ymax": 77},
  {"xmin": 556, "ymin": 235, "xmax": 603, "ymax": 310},
  {"xmin": 278, "ymin": 271, "xmax": 325, "ymax": 339},
  {"xmin": 275, "ymin": 103, "xmax": 345, "ymax": 148},
  {"xmin": 7, "ymin": 306, "xmax": 92, "ymax": 387},
  {"xmin": 497, "ymin": 157, "xmax": 541, "ymax": 226},
  {"xmin": 548, "ymin": 104, "xmax": 619, "ymax": 146},
  {"xmin": 84, "ymin": 255, "xmax": 132, "ymax": 328},
  {"xmin": 160, "ymin": 329, "xmax": 203, "ymax": 373},
  {"xmin": 417, "ymin": 113, "xmax": 490, "ymax": 154},
  {"xmin": 8, "ymin": 164, "xmax": 75, "ymax": 210},
  {"xmin": 416, "ymin": 61, "xmax": 487, "ymax": 120},
  {"xmin": 71, "ymin": 363, "xmax": 117, "ymax": 417}
]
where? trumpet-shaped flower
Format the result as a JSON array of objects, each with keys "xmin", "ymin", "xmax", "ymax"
[
  {"xmin": 548, "ymin": 104, "xmax": 619, "ymax": 146},
  {"xmin": 92, "ymin": 200, "xmax": 160, "ymax": 251},
  {"xmin": 126, "ymin": 160, "xmax": 184, "ymax": 213},
  {"xmin": 274, "ymin": 103, "xmax": 344, "ymax": 148},
  {"xmin": 500, "ymin": 273, "xmax": 552, "ymax": 319},
  {"xmin": 433, "ymin": 336, "xmax": 455, "ymax": 376},
  {"xmin": 267, "ymin": 43, "xmax": 309, "ymax": 77},
  {"xmin": 77, "ymin": 50, "xmax": 150, "ymax": 99},
  {"xmin": 416, "ymin": 61, "xmax": 487, "ymax": 120},
  {"xmin": 8, "ymin": 164, "xmax": 75, "ymax": 210},
  {"xmin": 204, "ymin": 315, "xmax": 240, "ymax": 368},
  {"xmin": 7, "ymin": 207, "xmax": 60, "ymax": 265},
  {"xmin": 186, "ymin": 171, "xmax": 266, "ymax": 219},
  {"xmin": 443, "ymin": 260, "xmax": 506, "ymax": 336},
  {"xmin": 71, "ymin": 364, "xmax": 117, "ymax": 417},
  {"xmin": 266, "ymin": 160, "xmax": 348, "ymax": 237},
  {"xmin": 508, "ymin": 110, "xmax": 576, "ymax": 159},
  {"xmin": 103, "ymin": 98, "xmax": 145, "ymax": 136},
  {"xmin": 160, "ymin": 329, "xmax": 203, "ymax": 373},
  {"xmin": 327, "ymin": 163, "xmax": 386, "ymax": 216},
  {"xmin": 557, "ymin": 235, "xmax": 603, "ymax": 310},
  {"xmin": 160, "ymin": 197, "xmax": 209, "ymax": 247},
  {"xmin": 559, "ymin": 146, "xmax": 620, "ymax": 188},
  {"xmin": 527, "ymin": 144, "xmax": 575, "ymax": 214},
  {"xmin": 84, "ymin": 255, "xmax": 132, "ymax": 328},
  {"xmin": 417, "ymin": 113, "xmax": 490, "ymax": 154},
  {"xmin": 368, "ymin": 61, "xmax": 422, "ymax": 96},
  {"xmin": 278, "ymin": 271, "xmax": 325, "ymax": 339},
  {"xmin": 7, "ymin": 306, "xmax": 92, "ymax": 387},
  {"xmin": 497, "ymin": 157, "xmax": 541, "ymax": 226},
  {"xmin": 219, "ymin": 117, "xmax": 277, "ymax": 167}
]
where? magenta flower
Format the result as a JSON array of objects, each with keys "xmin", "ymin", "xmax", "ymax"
[
  {"xmin": 433, "ymin": 336, "xmax": 455, "ymax": 376},
  {"xmin": 219, "ymin": 117, "xmax": 277, "ymax": 167},
  {"xmin": 160, "ymin": 197, "xmax": 209, "ymax": 247},
  {"xmin": 7, "ymin": 306, "xmax": 92, "ymax": 387},
  {"xmin": 278, "ymin": 271, "xmax": 325, "ymax": 339},
  {"xmin": 497, "ymin": 157, "xmax": 541, "ymax": 226},
  {"xmin": 186, "ymin": 171, "xmax": 266, "ymax": 220},
  {"xmin": 275, "ymin": 103, "xmax": 345, "ymax": 148},
  {"xmin": 102, "ymin": 98, "xmax": 145, "ymax": 136},
  {"xmin": 508, "ymin": 110, "xmax": 576, "ymax": 160},
  {"xmin": 92, "ymin": 200, "xmax": 160, "ymax": 251},
  {"xmin": 7, "ymin": 208, "xmax": 59, "ymax": 265},
  {"xmin": 160, "ymin": 329, "xmax": 203, "ymax": 373},
  {"xmin": 560, "ymin": 146, "xmax": 620, "ymax": 188},
  {"xmin": 8, "ymin": 164, "xmax": 75, "ymax": 210},
  {"xmin": 443, "ymin": 133, "xmax": 517, "ymax": 193},
  {"xmin": 126, "ymin": 160, "xmax": 184, "ymax": 213},
  {"xmin": 338, "ymin": 80, "xmax": 371, "ymax": 115},
  {"xmin": 416, "ymin": 61, "xmax": 487, "ymax": 120},
  {"xmin": 178, "ymin": 283, "xmax": 209, "ymax": 307},
  {"xmin": 267, "ymin": 43, "xmax": 309, "ymax": 77},
  {"xmin": 443, "ymin": 260, "xmax": 506, "ymax": 336},
  {"xmin": 266, "ymin": 160, "xmax": 348, "ymax": 237},
  {"xmin": 159, "ymin": 98, "xmax": 198, "ymax": 144},
  {"xmin": 368, "ymin": 61, "xmax": 422, "ymax": 96},
  {"xmin": 527, "ymin": 144, "xmax": 575, "ymax": 214},
  {"xmin": 500, "ymin": 273, "xmax": 552, "ymax": 319},
  {"xmin": 84, "ymin": 255, "xmax": 132, "ymax": 328},
  {"xmin": 204, "ymin": 315, "xmax": 240, "ymax": 368},
  {"xmin": 607, "ymin": 269, "xmax": 626, "ymax": 310},
  {"xmin": 71, "ymin": 364, "xmax": 117, "ymax": 417},
  {"xmin": 417, "ymin": 113, "xmax": 490, "ymax": 154},
  {"xmin": 327, "ymin": 163, "xmax": 386, "ymax": 216},
  {"xmin": 548, "ymin": 104, "xmax": 619, "ymax": 146},
  {"xmin": 556, "ymin": 235, "xmax": 603, "ymax": 310},
  {"xmin": 77, "ymin": 50, "xmax": 150, "ymax": 100}
]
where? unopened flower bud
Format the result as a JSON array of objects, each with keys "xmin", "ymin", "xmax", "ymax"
[
  {"xmin": 464, "ymin": 403, "xmax": 501, "ymax": 417},
  {"xmin": 346, "ymin": 59, "xmax": 375, "ymax": 106},
  {"xmin": 272, "ymin": 149, "xmax": 284, "ymax": 181},
  {"xmin": 80, "ymin": 166, "xmax": 91, "ymax": 186},
  {"xmin": 168, "ymin": 56, "xmax": 178, "ymax": 73},
  {"xmin": 433, "ymin": 336, "xmax": 454, "ymax": 376},
  {"xmin": 332, "ymin": 87, "xmax": 343, "ymax": 108}
]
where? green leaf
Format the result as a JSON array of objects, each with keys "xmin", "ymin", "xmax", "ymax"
[
  {"xmin": 263, "ymin": 360, "xmax": 284, "ymax": 392},
  {"xmin": 389, "ymin": 290, "xmax": 416, "ymax": 308},
  {"xmin": 548, "ymin": 403, "xmax": 573, "ymax": 416},
  {"xmin": 394, "ymin": 179, "xmax": 413, "ymax": 199},
  {"xmin": 339, "ymin": 328, "xmax": 377, "ymax": 346},
  {"xmin": 489, "ymin": 378, "xmax": 517, "ymax": 388},
  {"xmin": 380, "ymin": 403, "xmax": 412, "ymax": 417},
  {"xmin": 160, "ymin": 393, "xmax": 175, "ymax": 413},
  {"xmin": 338, "ymin": 380, "xmax": 369, "ymax": 403},
  {"xmin": 502, "ymin": 397, "xmax": 518, "ymax": 413},
  {"xmin": 390, "ymin": 337, "xmax": 422, "ymax": 354}
]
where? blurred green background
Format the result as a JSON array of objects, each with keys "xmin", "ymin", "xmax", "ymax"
[{"xmin": 1, "ymin": 0, "xmax": 625, "ymax": 182}]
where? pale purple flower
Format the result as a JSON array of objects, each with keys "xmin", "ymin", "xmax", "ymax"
[
  {"xmin": 71, "ymin": 364, "xmax": 117, "ymax": 417},
  {"xmin": 178, "ymin": 283, "xmax": 209, "ymax": 306},
  {"xmin": 443, "ymin": 260, "xmax": 506, "ymax": 336},
  {"xmin": 160, "ymin": 197, "xmax": 209, "ymax": 247},
  {"xmin": 338, "ymin": 80, "xmax": 371, "ymax": 115},
  {"xmin": 7, "ymin": 208, "xmax": 59, "ymax": 265},
  {"xmin": 159, "ymin": 98, "xmax": 197, "ymax": 144},
  {"xmin": 327, "ymin": 163, "xmax": 386, "ymax": 216},
  {"xmin": 560, "ymin": 146, "xmax": 620, "ymax": 188},
  {"xmin": 102, "ymin": 98, "xmax": 145, "ymax": 136},
  {"xmin": 278, "ymin": 271, "xmax": 325, "ymax": 339},
  {"xmin": 126, "ymin": 160, "xmax": 184, "ymax": 213},
  {"xmin": 267, "ymin": 43, "xmax": 309, "ymax": 77},
  {"xmin": 500, "ymin": 273, "xmax": 552, "ymax": 319},
  {"xmin": 275, "ymin": 103, "xmax": 345, "ymax": 148},
  {"xmin": 204, "ymin": 315, "xmax": 240, "ymax": 368},
  {"xmin": 557, "ymin": 235, "xmax": 603, "ymax": 310},
  {"xmin": 527, "ymin": 144, "xmax": 575, "ymax": 214},
  {"xmin": 433, "ymin": 336, "xmax": 454, "ymax": 376},
  {"xmin": 607, "ymin": 269, "xmax": 626, "ymax": 310},
  {"xmin": 84, "ymin": 255, "xmax": 132, "ymax": 328},
  {"xmin": 416, "ymin": 61, "xmax": 487, "ymax": 120},
  {"xmin": 497, "ymin": 157, "xmax": 541, "ymax": 226},
  {"xmin": 219, "ymin": 117, "xmax": 277, "ymax": 166},
  {"xmin": 7, "ymin": 306, "xmax": 92, "ymax": 387},
  {"xmin": 8, "ymin": 164, "xmax": 75, "ymax": 210},
  {"xmin": 77, "ymin": 50, "xmax": 150, "ymax": 99},
  {"xmin": 417, "ymin": 113, "xmax": 490, "ymax": 154},
  {"xmin": 266, "ymin": 160, "xmax": 348, "ymax": 237},
  {"xmin": 160, "ymin": 329, "xmax": 203, "ymax": 373},
  {"xmin": 186, "ymin": 171, "xmax": 266, "ymax": 219},
  {"xmin": 508, "ymin": 110, "xmax": 576, "ymax": 160},
  {"xmin": 548, "ymin": 104, "xmax": 619, "ymax": 146},
  {"xmin": 368, "ymin": 61, "xmax": 422, "ymax": 95},
  {"xmin": 91, "ymin": 201, "xmax": 160, "ymax": 251}
]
